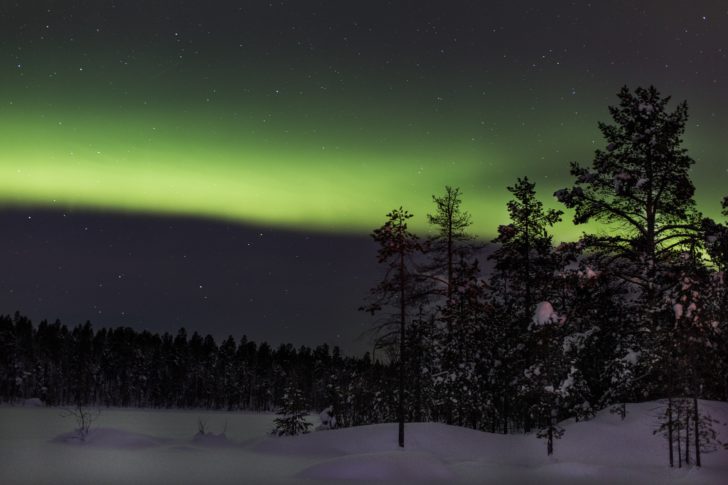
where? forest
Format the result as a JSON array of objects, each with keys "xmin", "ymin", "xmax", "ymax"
[{"xmin": 1, "ymin": 86, "xmax": 727, "ymax": 464}]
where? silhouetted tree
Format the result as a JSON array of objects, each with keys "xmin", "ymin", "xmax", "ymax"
[
  {"xmin": 361, "ymin": 207, "xmax": 423, "ymax": 447},
  {"xmin": 426, "ymin": 186, "xmax": 475, "ymax": 301},
  {"xmin": 555, "ymin": 86, "xmax": 707, "ymax": 465},
  {"xmin": 488, "ymin": 177, "xmax": 562, "ymax": 432}
]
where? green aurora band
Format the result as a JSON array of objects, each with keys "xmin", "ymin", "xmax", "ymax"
[{"xmin": 1, "ymin": 62, "xmax": 726, "ymax": 240}]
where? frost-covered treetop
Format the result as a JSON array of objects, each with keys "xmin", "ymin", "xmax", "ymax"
[{"xmin": 532, "ymin": 301, "xmax": 563, "ymax": 327}]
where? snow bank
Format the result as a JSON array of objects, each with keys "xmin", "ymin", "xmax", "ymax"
[
  {"xmin": 191, "ymin": 432, "xmax": 236, "ymax": 447},
  {"xmin": 553, "ymin": 400, "xmax": 728, "ymax": 470},
  {"xmin": 297, "ymin": 451, "xmax": 454, "ymax": 481},
  {"xmin": 256, "ymin": 400, "xmax": 728, "ymax": 481},
  {"xmin": 254, "ymin": 421, "xmax": 546, "ymax": 468},
  {"xmin": 254, "ymin": 421, "xmax": 525, "ymax": 461},
  {"xmin": 1, "ymin": 401, "xmax": 726, "ymax": 484},
  {"xmin": 51, "ymin": 427, "xmax": 167, "ymax": 449}
]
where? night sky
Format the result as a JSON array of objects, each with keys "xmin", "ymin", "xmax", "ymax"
[{"xmin": 1, "ymin": 1, "xmax": 727, "ymax": 353}]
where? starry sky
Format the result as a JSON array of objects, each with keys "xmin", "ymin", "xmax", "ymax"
[{"xmin": 1, "ymin": 1, "xmax": 727, "ymax": 353}]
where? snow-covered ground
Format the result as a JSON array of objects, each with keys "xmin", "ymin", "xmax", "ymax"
[{"xmin": 0, "ymin": 400, "xmax": 726, "ymax": 484}]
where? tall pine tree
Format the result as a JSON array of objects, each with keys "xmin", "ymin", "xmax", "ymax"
[
  {"xmin": 555, "ymin": 86, "xmax": 703, "ymax": 368},
  {"xmin": 361, "ymin": 207, "xmax": 423, "ymax": 447},
  {"xmin": 488, "ymin": 177, "xmax": 562, "ymax": 433}
]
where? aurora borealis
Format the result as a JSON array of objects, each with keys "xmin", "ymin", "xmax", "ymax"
[{"xmin": 1, "ymin": 1, "xmax": 727, "ymax": 351}]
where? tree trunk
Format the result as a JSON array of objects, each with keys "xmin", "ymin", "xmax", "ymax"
[
  {"xmin": 524, "ymin": 222, "xmax": 531, "ymax": 325},
  {"xmin": 547, "ymin": 418, "xmax": 553, "ymax": 456},
  {"xmin": 447, "ymin": 216, "xmax": 453, "ymax": 300},
  {"xmin": 685, "ymin": 408, "xmax": 690, "ymax": 465},
  {"xmin": 398, "ymin": 250, "xmax": 406, "ymax": 448},
  {"xmin": 414, "ymin": 323, "xmax": 422, "ymax": 423},
  {"xmin": 676, "ymin": 405, "xmax": 681, "ymax": 468},
  {"xmin": 693, "ymin": 396, "xmax": 701, "ymax": 467},
  {"xmin": 502, "ymin": 397, "xmax": 508, "ymax": 434},
  {"xmin": 668, "ymin": 396, "xmax": 674, "ymax": 467}
]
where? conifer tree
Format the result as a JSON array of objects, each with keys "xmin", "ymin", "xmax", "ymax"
[
  {"xmin": 406, "ymin": 308, "xmax": 437, "ymax": 423},
  {"xmin": 360, "ymin": 207, "xmax": 423, "ymax": 447},
  {"xmin": 272, "ymin": 384, "xmax": 312, "ymax": 436},
  {"xmin": 550, "ymin": 243, "xmax": 628, "ymax": 418},
  {"xmin": 556, "ymin": 86, "xmax": 701, "ymax": 278},
  {"xmin": 216, "ymin": 336, "xmax": 237, "ymax": 410},
  {"xmin": 488, "ymin": 177, "xmax": 562, "ymax": 432},
  {"xmin": 426, "ymin": 186, "xmax": 475, "ymax": 301},
  {"xmin": 435, "ymin": 257, "xmax": 491, "ymax": 428},
  {"xmin": 493, "ymin": 177, "xmax": 562, "ymax": 323},
  {"xmin": 555, "ymin": 88, "xmax": 709, "ymax": 460},
  {"xmin": 555, "ymin": 86, "xmax": 703, "ymax": 375},
  {"xmin": 522, "ymin": 301, "xmax": 567, "ymax": 455}
]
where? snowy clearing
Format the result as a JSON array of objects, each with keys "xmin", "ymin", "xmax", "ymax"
[{"xmin": 0, "ymin": 400, "xmax": 726, "ymax": 484}]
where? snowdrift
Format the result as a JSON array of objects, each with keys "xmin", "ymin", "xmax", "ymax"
[
  {"xmin": 254, "ymin": 420, "xmax": 537, "ymax": 463},
  {"xmin": 190, "ymin": 431, "xmax": 237, "ymax": 448},
  {"xmin": 254, "ymin": 399, "xmax": 728, "ymax": 483},
  {"xmin": 0, "ymin": 399, "xmax": 725, "ymax": 484},
  {"xmin": 297, "ymin": 451, "xmax": 455, "ymax": 481},
  {"xmin": 51, "ymin": 427, "xmax": 167, "ymax": 449}
]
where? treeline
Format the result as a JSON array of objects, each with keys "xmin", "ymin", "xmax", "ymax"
[{"xmin": 0, "ymin": 312, "xmax": 396, "ymax": 419}]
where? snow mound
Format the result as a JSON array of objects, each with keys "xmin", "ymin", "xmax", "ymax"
[
  {"xmin": 255, "ymin": 422, "xmax": 536, "ymax": 463},
  {"xmin": 22, "ymin": 397, "xmax": 44, "ymax": 407},
  {"xmin": 297, "ymin": 451, "xmax": 454, "ymax": 481},
  {"xmin": 191, "ymin": 432, "xmax": 235, "ymax": 447},
  {"xmin": 52, "ymin": 427, "xmax": 166, "ymax": 449},
  {"xmin": 15, "ymin": 400, "xmax": 726, "ymax": 484},
  {"xmin": 553, "ymin": 400, "xmax": 728, "ymax": 469},
  {"xmin": 257, "ymin": 400, "xmax": 728, "ymax": 473}
]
